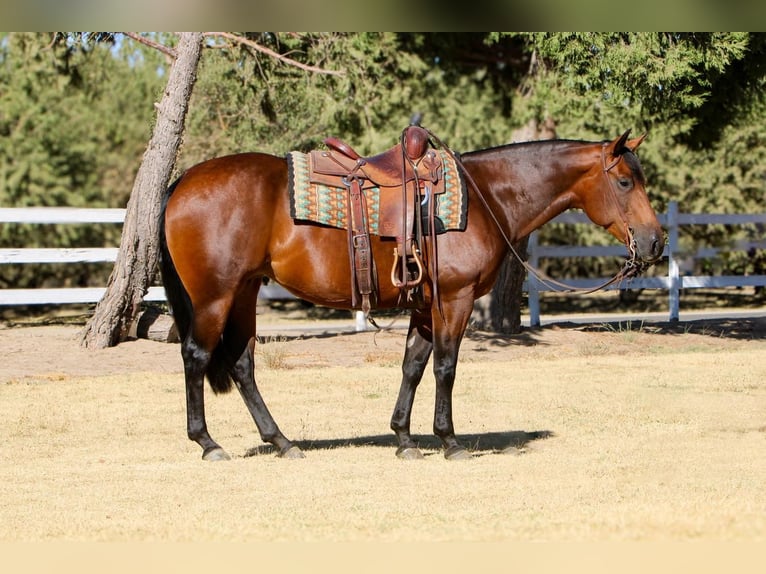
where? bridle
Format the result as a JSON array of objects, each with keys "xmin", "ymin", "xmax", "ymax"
[{"xmin": 598, "ymin": 142, "xmax": 651, "ymax": 282}]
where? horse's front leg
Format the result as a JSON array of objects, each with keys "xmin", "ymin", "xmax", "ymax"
[
  {"xmin": 431, "ymin": 300, "xmax": 474, "ymax": 460},
  {"xmin": 390, "ymin": 310, "xmax": 433, "ymax": 459}
]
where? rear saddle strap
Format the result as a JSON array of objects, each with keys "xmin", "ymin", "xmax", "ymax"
[{"xmin": 346, "ymin": 176, "xmax": 375, "ymax": 313}]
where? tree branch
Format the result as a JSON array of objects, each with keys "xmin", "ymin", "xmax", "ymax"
[
  {"xmin": 122, "ymin": 32, "xmax": 177, "ymax": 59},
  {"xmin": 205, "ymin": 32, "xmax": 344, "ymax": 76}
]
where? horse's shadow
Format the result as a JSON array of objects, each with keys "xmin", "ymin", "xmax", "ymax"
[{"xmin": 243, "ymin": 429, "xmax": 554, "ymax": 458}]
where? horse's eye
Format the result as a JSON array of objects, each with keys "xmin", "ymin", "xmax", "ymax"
[{"xmin": 617, "ymin": 177, "xmax": 633, "ymax": 190}]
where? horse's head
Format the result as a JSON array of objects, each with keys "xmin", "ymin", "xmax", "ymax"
[{"xmin": 575, "ymin": 130, "xmax": 664, "ymax": 266}]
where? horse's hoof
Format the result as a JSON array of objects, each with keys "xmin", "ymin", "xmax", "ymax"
[
  {"xmin": 444, "ymin": 446, "xmax": 472, "ymax": 461},
  {"xmin": 202, "ymin": 447, "xmax": 231, "ymax": 461},
  {"xmin": 279, "ymin": 445, "xmax": 305, "ymax": 459},
  {"xmin": 396, "ymin": 446, "xmax": 425, "ymax": 460}
]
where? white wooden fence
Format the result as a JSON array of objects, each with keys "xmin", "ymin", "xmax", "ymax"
[
  {"xmin": 1, "ymin": 203, "xmax": 764, "ymax": 325},
  {"xmin": 0, "ymin": 206, "xmax": 292, "ymax": 306}
]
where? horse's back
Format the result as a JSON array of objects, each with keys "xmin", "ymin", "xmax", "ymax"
[
  {"xmin": 166, "ymin": 152, "xmax": 288, "ymax": 234},
  {"xmin": 173, "ymin": 152, "xmax": 286, "ymax": 197}
]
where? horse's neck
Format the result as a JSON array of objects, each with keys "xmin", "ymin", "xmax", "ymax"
[
  {"xmin": 463, "ymin": 143, "xmax": 591, "ymax": 241},
  {"xmin": 515, "ymin": 192, "xmax": 577, "ymax": 238}
]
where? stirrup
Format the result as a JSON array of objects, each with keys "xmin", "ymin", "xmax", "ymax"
[{"xmin": 390, "ymin": 245, "xmax": 424, "ymax": 290}]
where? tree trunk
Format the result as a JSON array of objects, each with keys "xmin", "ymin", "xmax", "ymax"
[
  {"xmin": 80, "ymin": 33, "xmax": 203, "ymax": 349},
  {"xmin": 470, "ymin": 118, "xmax": 556, "ymax": 334},
  {"xmin": 471, "ymin": 238, "xmax": 529, "ymax": 334},
  {"xmin": 494, "ymin": 238, "xmax": 530, "ymax": 333}
]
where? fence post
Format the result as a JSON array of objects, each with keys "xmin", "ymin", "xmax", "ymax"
[
  {"xmin": 667, "ymin": 201, "xmax": 680, "ymax": 322},
  {"xmin": 354, "ymin": 310, "xmax": 368, "ymax": 331},
  {"xmin": 527, "ymin": 231, "xmax": 541, "ymax": 327}
]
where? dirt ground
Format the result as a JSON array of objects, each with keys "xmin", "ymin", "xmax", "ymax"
[
  {"xmin": 1, "ymin": 311, "xmax": 765, "ymax": 543},
  {"xmin": 2, "ymin": 310, "xmax": 766, "ymax": 379}
]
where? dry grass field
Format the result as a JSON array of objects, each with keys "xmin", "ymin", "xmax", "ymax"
[{"xmin": 1, "ymin": 315, "xmax": 764, "ymax": 542}]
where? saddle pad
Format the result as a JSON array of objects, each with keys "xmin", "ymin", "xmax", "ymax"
[{"xmin": 286, "ymin": 149, "xmax": 467, "ymax": 235}]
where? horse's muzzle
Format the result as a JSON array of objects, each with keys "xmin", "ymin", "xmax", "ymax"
[{"xmin": 632, "ymin": 225, "xmax": 665, "ymax": 263}]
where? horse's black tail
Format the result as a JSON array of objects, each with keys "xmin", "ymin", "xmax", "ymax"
[{"xmin": 158, "ymin": 178, "xmax": 233, "ymax": 394}]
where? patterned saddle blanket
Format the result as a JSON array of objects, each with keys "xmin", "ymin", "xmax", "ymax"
[{"xmin": 286, "ymin": 147, "xmax": 467, "ymax": 237}]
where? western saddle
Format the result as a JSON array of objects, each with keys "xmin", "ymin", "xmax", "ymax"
[{"xmin": 309, "ymin": 125, "xmax": 445, "ymax": 313}]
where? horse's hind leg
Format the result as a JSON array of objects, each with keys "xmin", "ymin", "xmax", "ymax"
[
  {"xmin": 390, "ymin": 310, "xmax": 433, "ymax": 459},
  {"xmin": 228, "ymin": 340, "xmax": 304, "ymax": 458},
  {"xmin": 182, "ymin": 306, "xmax": 231, "ymax": 461},
  {"xmin": 226, "ymin": 290, "xmax": 304, "ymax": 459}
]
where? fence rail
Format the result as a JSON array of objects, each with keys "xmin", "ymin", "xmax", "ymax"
[{"xmin": 1, "ymin": 203, "xmax": 764, "ymax": 325}]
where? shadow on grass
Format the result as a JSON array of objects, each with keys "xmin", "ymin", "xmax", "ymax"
[
  {"xmin": 252, "ymin": 316, "xmax": 766, "ymax": 350},
  {"xmin": 243, "ymin": 429, "xmax": 554, "ymax": 459}
]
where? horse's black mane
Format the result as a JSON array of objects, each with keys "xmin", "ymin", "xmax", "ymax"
[
  {"xmin": 461, "ymin": 138, "xmax": 646, "ymax": 185},
  {"xmin": 460, "ymin": 138, "xmax": 591, "ymax": 156}
]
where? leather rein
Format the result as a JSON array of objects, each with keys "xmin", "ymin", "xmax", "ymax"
[{"xmin": 426, "ymin": 129, "xmax": 648, "ymax": 295}]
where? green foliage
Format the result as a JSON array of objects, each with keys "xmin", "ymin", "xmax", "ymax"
[
  {"xmin": 181, "ymin": 33, "xmax": 518, "ymax": 168},
  {"xmin": 0, "ymin": 32, "xmax": 165, "ymax": 289},
  {"xmin": 0, "ymin": 33, "xmax": 165, "ymax": 209},
  {"xmin": 506, "ymin": 33, "xmax": 750, "ymax": 135}
]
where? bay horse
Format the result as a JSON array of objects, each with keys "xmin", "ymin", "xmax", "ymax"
[{"xmin": 158, "ymin": 129, "xmax": 664, "ymax": 461}]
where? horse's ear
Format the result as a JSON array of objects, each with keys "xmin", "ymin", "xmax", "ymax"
[
  {"xmin": 610, "ymin": 130, "xmax": 631, "ymax": 157},
  {"xmin": 626, "ymin": 133, "xmax": 647, "ymax": 152}
]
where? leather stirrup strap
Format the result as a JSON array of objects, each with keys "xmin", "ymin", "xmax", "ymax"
[{"xmin": 347, "ymin": 177, "xmax": 374, "ymax": 313}]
